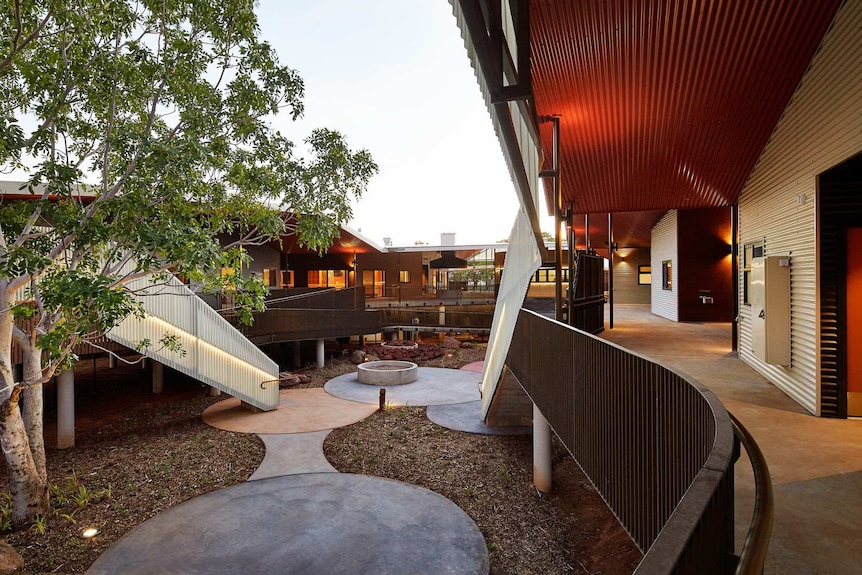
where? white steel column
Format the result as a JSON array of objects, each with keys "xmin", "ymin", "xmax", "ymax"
[
  {"xmin": 57, "ymin": 370, "xmax": 75, "ymax": 449},
  {"xmin": 316, "ymin": 339, "xmax": 325, "ymax": 369},
  {"xmin": 533, "ymin": 403, "xmax": 552, "ymax": 493},
  {"xmin": 152, "ymin": 361, "xmax": 164, "ymax": 394}
]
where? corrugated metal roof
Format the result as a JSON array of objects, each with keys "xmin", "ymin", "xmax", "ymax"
[{"xmin": 530, "ymin": 0, "xmax": 843, "ymax": 215}]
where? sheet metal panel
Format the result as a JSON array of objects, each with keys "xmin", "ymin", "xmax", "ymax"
[
  {"xmin": 108, "ymin": 273, "xmax": 279, "ymax": 411},
  {"xmin": 738, "ymin": 0, "xmax": 862, "ymax": 416},
  {"xmin": 650, "ymin": 211, "xmax": 678, "ymax": 321},
  {"xmin": 451, "ymin": 0, "xmax": 544, "ymax": 237},
  {"xmin": 480, "ymin": 210, "xmax": 542, "ymax": 417},
  {"xmin": 529, "ymin": 0, "xmax": 843, "ymax": 216}
]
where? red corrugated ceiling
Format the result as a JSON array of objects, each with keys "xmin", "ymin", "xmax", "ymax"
[{"xmin": 531, "ymin": 0, "xmax": 842, "ymax": 215}]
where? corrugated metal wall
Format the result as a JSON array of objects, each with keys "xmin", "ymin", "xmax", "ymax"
[
  {"xmin": 738, "ymin": 1, "xmax": 862, "ymax": 416},
  {"xmin": 651, "ymin": 211, "xmax": 678, "ymax": 321},
  {"xmin": 108, "ymin": 274, "xmax": 279, "ymax": 410},
  {"xmin": 613, "ymin": 248, "xmax": 651, "ymax": 304}
]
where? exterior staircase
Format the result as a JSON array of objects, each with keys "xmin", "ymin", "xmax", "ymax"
[{"xmin": 107, "ymin": 273, "xmax": 279, "ymax": 411}]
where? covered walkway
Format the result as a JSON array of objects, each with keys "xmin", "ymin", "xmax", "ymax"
[{"xmin": 600, "ymin": 304, "xmax": 862, "ymax": 574}]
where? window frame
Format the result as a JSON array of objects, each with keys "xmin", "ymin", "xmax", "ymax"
[
  {"xmin": 638, "ymin": 265, "xmax": 652, "ymax": 286},
  {"xmin": 742, "ymin": 241, "xmax": 764, "ymax": 305},
  {"xmin": 661, "ymin": 260, "xmax": 673, "ymax": 291}
]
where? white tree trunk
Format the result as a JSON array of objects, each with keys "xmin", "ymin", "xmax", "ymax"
[
  {"xmin": 0, "ymin": 399, "xmax": 49, "ymax": 526},
  {"xmin": 22, "ymin": 346, "xmax": 47, "ymax": 483},
  {"xmin": 0, "ymin": 288, "xmax": 49, "ymax": 526}
]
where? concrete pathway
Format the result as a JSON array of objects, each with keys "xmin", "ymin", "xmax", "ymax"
[
  {"xmin": 249, "ymin": 431, "xmax": 337, "ymax": 480},
  {"xmin": 90, "ymin": 367, "xmax": 495, "ymax": 574},
  {"xmin": 325, "ymin": 366, "xmax": 481, "ymax": 406},
  {"xmin": 202, "ymin": 388, "xmax": 377, "ymax": 434},
  {"xmin": 427, "ymin": 400, "xmax": 530, "ymax": 435},
  {"xmin": 601, "ymin": 304, "xmax": 862, "ymax": 574},
  {"xmin": 88, "ymin": 473, "xmax": 489, "ymax": 575}
]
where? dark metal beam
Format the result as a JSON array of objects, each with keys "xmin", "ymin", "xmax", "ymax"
[{"xmin": 609, "ymin": 212, "xmax": 614, "ymax": 329}]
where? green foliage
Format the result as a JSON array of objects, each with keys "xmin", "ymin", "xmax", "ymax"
[
  {"xmin": 30, "ymin": 514, "xmax": 48, "ymax": 535},
  {"xmin": 3, "ymin": 472, "xmax": 115, "ymax": 535},
  {"xmin": 0, "ymin": 0, "xmax": 377, "ymax": 382}
]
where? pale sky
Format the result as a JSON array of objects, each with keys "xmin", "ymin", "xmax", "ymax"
[
  {"xmin": 256, "ymin": 0, "xmax": 550, "ymax": 246},
  {"xmin": 3, "ymin": 2, "xmax": 553, "ymax": 246}
]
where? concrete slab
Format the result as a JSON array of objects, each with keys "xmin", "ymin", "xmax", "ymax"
[
  {"xmin": 202, "ymin": 388, "xmax": 377, "ymax": 434},
  {"xmin": 248, "ymin": 431, "xmax": 337, "ymax": 480},
  {"xmin": 427, "ymin": 400, "xmax": 531, "ymax": 436},
  {"xmin": 460, "ymin": 361, "xmax": 485, "ymax": 373},
  {"xmin": 87, "ymin": 473, "xmax": 489, "ymax": 575},
  {"xmin": 325, "ymin": 367, "xmax": 481, "ymax": 406}
]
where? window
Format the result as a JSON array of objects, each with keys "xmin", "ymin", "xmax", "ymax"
[
  {"xmin": 280, "ymin": 270, "xmax": 294, "ymax": 288},
  {"xmin": 743, "ymin": 241, "xmax": 764, "ymax": 304},
  {"xmin": 638, "ymin": 265, "xmax": 651, "ymax": 286},
  {"xmin": 532, "ymin": 268, "xmax": 569, "ymax": 283},
  {"xmin": 221, "ymin": 267, "xmax": 236, "ymax": 290},
  {"xmin": 400, "ymin": 270, "xmax": 411, "ymax": 283},
  {"xmin": 662, "ymin": 260, "xmax": 673, "ymax": 290},
  {"xmin": 263, "ymin": 268, "xmax": 278, "ymax": 287},
  {"xmin": 362, "ymin": 269, "xmax": 385, "ymax": 297},
  {"xmin": 308, "ymin": 269, "xmax": 347, "ymax": 289}
]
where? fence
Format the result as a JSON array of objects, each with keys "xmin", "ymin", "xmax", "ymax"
[{"xmin": 507, "ymin": 309, "xmax": 738, "ymax": 573}]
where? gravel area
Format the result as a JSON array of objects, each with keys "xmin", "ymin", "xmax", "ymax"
[{"xmin": 1, "ymin": 342, "xmax": 640, "ymax": 574}]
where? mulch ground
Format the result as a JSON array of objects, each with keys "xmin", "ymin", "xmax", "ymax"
[{"xmin": 1, "ymin": 341, "xmax": 640, "ymax": 574}]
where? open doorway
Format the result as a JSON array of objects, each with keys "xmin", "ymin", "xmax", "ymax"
[
  {"xmin": 819, "ymin": 151, "xmax": 862, "ymax": 418},
  {"xmin": 847, "ymin": 228, "xmax": 862, "ymax": 416}
]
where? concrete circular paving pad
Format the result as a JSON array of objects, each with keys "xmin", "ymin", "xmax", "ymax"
[
  {"xmin": 87, "ymin": 473, "xmax": 489, "ymax": 575},
  {"xmin": 427, "ymin": 400, "xmax": 531, "ymax": 435},
  {"xmin": 325, "ymin": 366, "xmax": 481, "ymax": 406},
  {"xmin": 202, "ymin": 388, "xmax": 377, "ymax": 434}
]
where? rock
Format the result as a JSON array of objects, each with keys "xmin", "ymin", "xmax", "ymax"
[
  {"xmin": 297, "ymin": 374, "xmax": 312, "ymax": 384},
  {"xmin": 278, "ymin": 372, "xmax": 301, "ymax": 388},
  {"xmin": 460, "ymin": 341, "xmax": 474, "ymax": 348},
  {"xmin": 442, "ymin": 337, "xmax": 461, "ymax": 349},
  {"xmin": 349, "ymin": 350, "xmax": 367, "ymax": 365},
  {"xmin": 0, "ymin": 541, "xmax": 23, "ymax": 575}
]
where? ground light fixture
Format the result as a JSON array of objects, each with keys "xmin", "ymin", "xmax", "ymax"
[{"xmin": 80, "ymin": 527, "xmax": 100, "ymax": 539}]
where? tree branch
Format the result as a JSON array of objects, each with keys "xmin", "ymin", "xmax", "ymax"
[{"xmin": 0, "ymin": 4, "xmax": 55, "ymax": 73}]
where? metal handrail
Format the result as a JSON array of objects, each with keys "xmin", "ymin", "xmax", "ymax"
[{"xmin": 730, "ymin": 413, "xmax": 774, "ymax": 575}]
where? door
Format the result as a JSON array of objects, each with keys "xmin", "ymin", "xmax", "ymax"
[{"xmin": 848, "ymin": 228, "xmax": 862, "ymax": 416}]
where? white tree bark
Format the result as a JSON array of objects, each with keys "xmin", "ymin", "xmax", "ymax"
[
  {"xmin": 22, "ymin": 346, "xmax": 47, "ymax": 483},
  {"xmin": 0, "ymin": 289, "xmax": 49, "ymax": 525},
  {"xmin": 0, "ymin": 399, "xmax": 49, "ymax": 526}
]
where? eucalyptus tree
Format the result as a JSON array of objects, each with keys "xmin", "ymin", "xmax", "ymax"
[{"xmin": 0, "ymin": 0, "xmax": 376, "ymax": 525}]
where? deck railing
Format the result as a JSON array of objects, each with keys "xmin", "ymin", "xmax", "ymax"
[
  {"xmin": 506, "ymin": 309, "xmax": 739, "ymax": 573},
  {"xmin": 230, "ymin": 307, "xmax": 384, "ymax": 345}
]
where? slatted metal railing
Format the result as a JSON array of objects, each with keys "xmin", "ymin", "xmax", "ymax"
[{"xmin": 507, "ymin": 309, "xmax": 738, "ymax": 573}]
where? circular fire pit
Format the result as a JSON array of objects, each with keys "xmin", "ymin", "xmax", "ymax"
[{"xmin": 357, "ymin": 360, "xmax": 419, "ymax": 386}]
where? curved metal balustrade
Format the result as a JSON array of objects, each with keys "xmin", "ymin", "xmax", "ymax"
[{"xmin": 506, "ymin": 309, "xmax": 771, "ymax": 574}]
